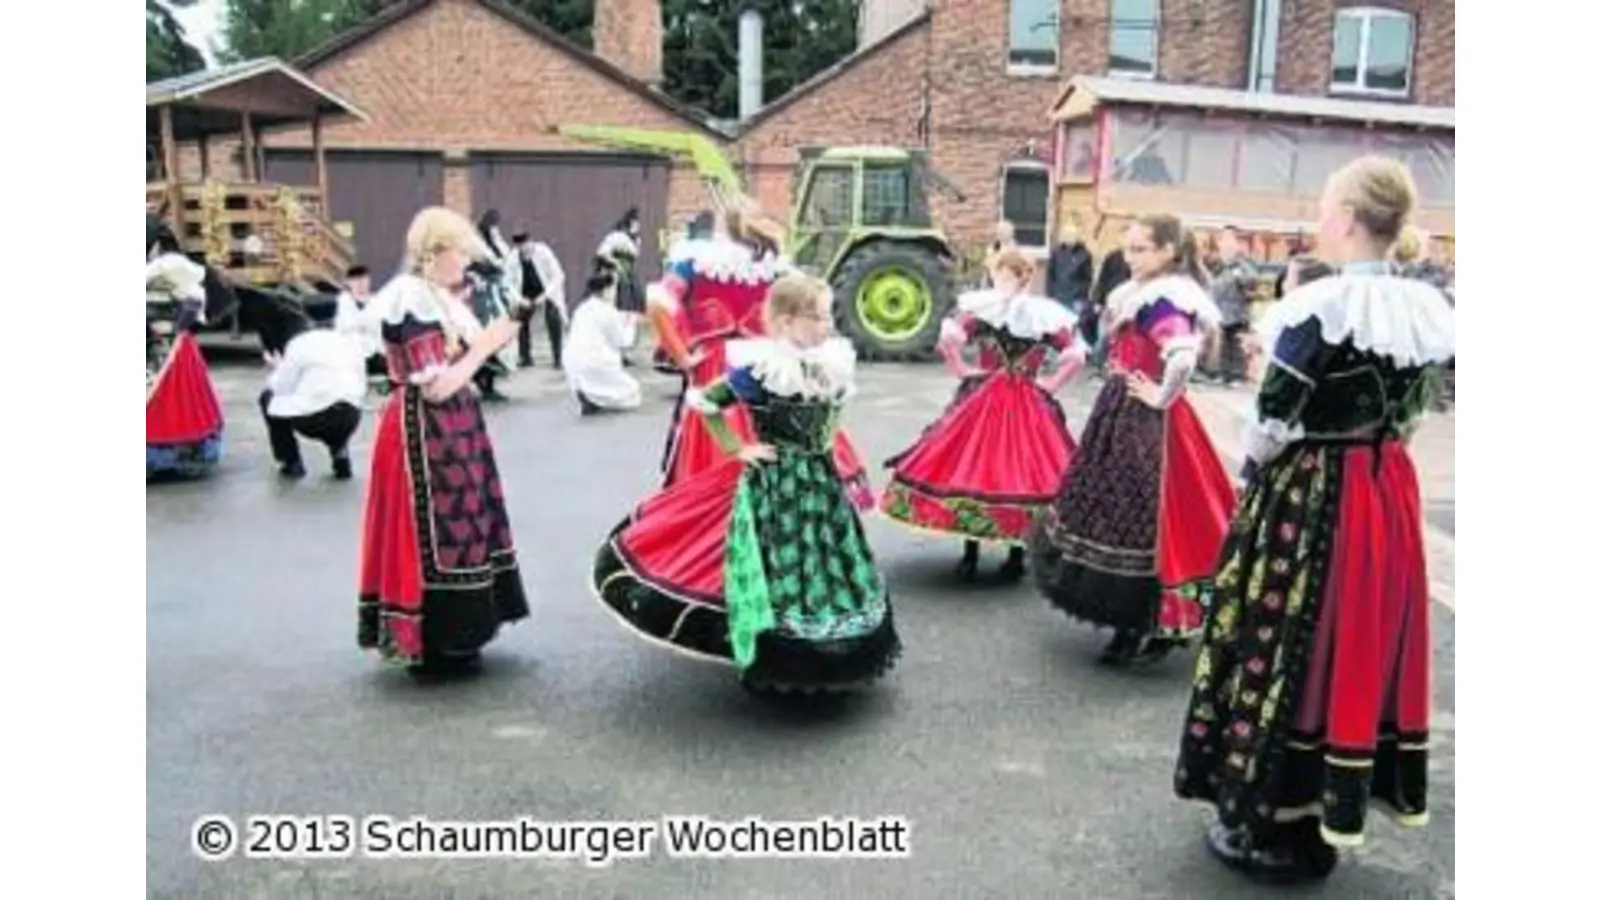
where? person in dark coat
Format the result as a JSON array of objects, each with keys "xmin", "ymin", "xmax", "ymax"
[
  {"xmin": 1045, "ymin": 219, "xmax": 1094, "ymax": 316},
  {"xmin": 1086, "ymin": 244, "xmax": 1132, "ymax": 368}
]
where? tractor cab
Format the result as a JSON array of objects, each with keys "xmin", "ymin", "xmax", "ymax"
[{"xmin": 790, "ymin": 146, "xmax": 934, "ymax": 271}]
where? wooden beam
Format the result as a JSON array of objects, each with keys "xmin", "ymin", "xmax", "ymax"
[
  {"xmin": 312, "ymin": 111, "xmax": 328, "ymax": 204},
  {"xmin": 159, "ymin": 105, "xmax": 184, "ymax": 243},
  {"xmin": 198, "ymin": 134, "xmax": 210, "ymax": 178},
  {"xmin": 240, "ymin": 112, "xmax": 258, "ymax": 181}
]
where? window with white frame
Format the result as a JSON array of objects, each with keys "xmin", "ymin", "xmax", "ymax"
[
  {"xmin": 1330, "ymin": 7, "xmax": 1415, "ymax": 96},
  {"xmin": 1001, "ymin": 163, "xmax": 1051, "ymax": 249},
  {"xmin": 1109, "ymin": 0, "xmax": 1159, "ymax": 78},
  {"xmin": 1008, "ymin": 0, "xmax": 1059, "ymax": 71}
]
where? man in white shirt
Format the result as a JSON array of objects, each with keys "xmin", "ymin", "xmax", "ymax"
[
  {"xmin": 259, "ymin": 303, "xmax": 366, "ymax": 480},
  {"xmin": 566, "ymin": 264, "xmax": 642, "ymax": 415},
  {"xmin": 332, "ymin": 265, "xmax": 384, "ymax": 379}
]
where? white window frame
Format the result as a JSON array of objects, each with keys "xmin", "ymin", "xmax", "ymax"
[
  {"xmin": 1328, "ymin": 6, "xmax": 1415, "ymax": 98},
  {"xmin": 1006, "ymin": 0, "xmax": 1060, "ymax": 77},
  {"xmin": 1107, "ymin": 0, "xmax": 1160, "ymax": 80},
  {"xmin": 999, "ymin": 160, "xmax": 1053, "ymax": 254}
]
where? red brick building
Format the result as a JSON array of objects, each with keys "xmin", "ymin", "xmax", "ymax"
[
  {"xmin": 187, "ymin": 0, "xmax": 718, "ymax": 282},
  {"xmin": 177, "ymin": 0, "xmax": 1454, "ymax": 276},
  {"xmin": 739, "ymin": 0, "xmax": 1454, "ymax": 256}
]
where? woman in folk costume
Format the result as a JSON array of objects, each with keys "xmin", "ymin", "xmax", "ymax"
[
  {"xmin": 1030, "ymin": 214, "xmax": 1237, "ymax": 667},
  {"xmin": 597, "ymin": 207, "xmax": 645, "ymax": 314},
  {"xmin": 647, "ymin": 201, "xmax": 874, "ymax": 509},
  {"xmin": 146, "ymin": 227, "xmax": 226, "ymax": 478},
  {"xmin": 565, "ymin": 261, "xmax": 643, "ymax": 414},
  {"xmin": 593, "ymin": 274, "xmax": 899, "ymax": 695},
  {"xmin": 358, "ymin": 207, "xmax": 531, "ymax": 675},
  {"xmin": 881, "ymin": 248, "xmax": 1087, "ymax": 581},
  {"xmin": 1173, "ymin": 157, "xmax": 1454, "ymax": 884}
]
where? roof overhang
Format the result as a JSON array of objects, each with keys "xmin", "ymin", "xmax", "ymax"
[
  {"xmin": 146, "ymin": 57, "xmax": 369, "ymax": 141},
  {"xmin": 1049, "ymin": 75, "xmax": 1454, "ymax": 131}
]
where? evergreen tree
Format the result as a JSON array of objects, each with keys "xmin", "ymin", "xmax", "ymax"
[{"xmin": 147, "ymin": 0, "xmax": 206, "ymax": 82}]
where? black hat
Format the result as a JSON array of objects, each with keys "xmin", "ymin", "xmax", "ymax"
[
  {"xmin": 510, "ymin": 232, "xmax": 530, "ymax": 244},
  {"xmin": 346, "ymin": 265, "xmax": 370, "ymax": 279}
]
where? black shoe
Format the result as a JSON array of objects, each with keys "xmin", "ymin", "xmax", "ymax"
[
  {"xmin": 1098, "ymin": 630, "xmax": 1139, "ymax": 666},
  {"xmin": 480, "ymin": 387, "xmax": 509, "ymax": 403},
  {"xmin": 332, "ymin": 456, "xmax": 353, "ymax": 480},
  {"xmin": 1205, "ymin": 822, "xmax": 1254, "ymax": 872},
  {"xmin": 955, "ymin": 542, "xmax": 979, "ymax": 581},
  {"xmin": 518, "ymin": 357, "xmax": 535, "ymax": 369},
  {"xmin": 1205, "ymin": 821, "xmax": 1338, "ymax": 884},
  {"xmin": 279, "ymin": 461, "xmax": 306, "ymax": 479},
  {"xmin": 1128, "ymin": 636, "xmax": 1178, "ymax": 667},
  {"xmin": 996, "ymin": 547, "xmax": 1027, "ymax": 583}
]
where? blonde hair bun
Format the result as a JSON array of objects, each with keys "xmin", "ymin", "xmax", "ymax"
[{"xmin": 1331, "ymin": 156, "xmax": 1417, "ymax": 244}]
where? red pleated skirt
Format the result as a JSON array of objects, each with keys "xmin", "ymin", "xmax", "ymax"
[
  {"xmin": 146, "ymin": 333, "xmax": 223, "ymax": 446},
  {"xmin": 881, "ymin": 372, "xmax": 1076, "ymax": 542}
]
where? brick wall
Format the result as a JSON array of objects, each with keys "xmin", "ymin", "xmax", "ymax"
[
  {"xmin": 1275, "ymin": 0, "xmax": 1454, "ymax": 106},
  {"xmin": 239, "ymin": 0, "xmax": 713, "ymax": 221},
  {"xmin": 594, "ymin": 0, "xmax": 664, "ymax": 88},
  {"xmin": 733, "ymin": 20, "xmax": 932, "ymax": 218}
]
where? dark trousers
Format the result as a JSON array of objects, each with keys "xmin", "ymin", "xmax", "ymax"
[
  {"xmin": 258, "ymin": 390, "xmax": 361, "ymax": 468},
  {"xmin": 518, "ymin": 300, "xmax": 564, "ymax": 368}
]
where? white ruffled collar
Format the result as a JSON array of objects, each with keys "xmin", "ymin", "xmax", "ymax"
[
  {"xmin": 726, "ymin": 337, "xmax": 856, "ymax": 400},
  {"xmin": 665, "ymin": 236, "xmax": 788, "ymax": 285},
  {"xmin": 368, "ymin": 273, "xmax": 483, "ymax": 340},
  {"xmin": 956, "ymin": 288, "xmax": 1077, "ymax": 339},
  {"xmin": 1259, "ymin": 270, "xmax": 1455, "ymax": 367},
  {"xmin": 1107, "ymin": 274, "xmax": 1221, "ymax": 330}
]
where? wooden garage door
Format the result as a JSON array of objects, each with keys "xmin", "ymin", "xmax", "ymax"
[
  {"xmin": 469, "ymin": 152, "xmax": 671, "ymax": 303},
  {"xmin": 264, "ymin": 150, "xmax": 445, "ymax": 281}
]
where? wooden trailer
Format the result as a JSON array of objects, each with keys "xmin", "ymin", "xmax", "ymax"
[
  {"xmin": 1046, "ymin": 75, "xmax": 1455, "ymax": 266},
  {"xmin": 146, "ymin": 57, "xmax": 367, "ymax": 299}
]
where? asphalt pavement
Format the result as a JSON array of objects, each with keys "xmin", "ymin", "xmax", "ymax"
[{"xmin": 147, "ymin": 353, "xmax": 1455, "ymax": 899}]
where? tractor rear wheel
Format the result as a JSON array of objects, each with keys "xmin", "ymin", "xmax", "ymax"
[{"xmin": 831, "ymin": 242, "xmax": 955, "ymax": 362}]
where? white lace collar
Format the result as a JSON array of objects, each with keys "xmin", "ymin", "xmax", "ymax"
[
  {"xmin": 368, "ymin": 273, "xmax": 483, "ymax": 340},
  {"xmin": 725, "ymin": 337, "xmax": 856, "ymax": 400},
  {"xmin": 956, "ymin": 288, "xmax": 1076, "ymax": 339},
  {"xmin": 1259, "ymin": 271, "xmax": 1455, "ymax": 367},
  {"xmin": 665, "ymin": 236, "xmax": 788, "ymax": 285},
  {"xmin": 1106, "ymin": 274, "xmax": 1221, "ymax": 330}
]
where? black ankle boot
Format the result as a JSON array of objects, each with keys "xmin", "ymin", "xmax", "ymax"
[
  {"xmin": 996, "ymin": 546, "xmax": 1026, "ymax": 582},
  {"xmin": 1098, "ymin": 630, "xmax": 1139, "ymax": 665},
  {"xmin": 955, "ymin": 541, "xmax": 979, "ymax": 581}
]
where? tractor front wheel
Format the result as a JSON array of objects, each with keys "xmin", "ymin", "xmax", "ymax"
[{"xmin": 831, "ymin": 243, "xmax": 954, "ymax": 362}]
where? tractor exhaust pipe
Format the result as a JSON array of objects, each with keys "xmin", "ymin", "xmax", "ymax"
[{"xmin": 738, "ymin": 5, "xmax": 763, "ymax": 121}]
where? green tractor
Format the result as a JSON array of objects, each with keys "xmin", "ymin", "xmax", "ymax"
[
  {"xmin": 557, "ymin": 126, "xmax": 963, "ymax": 360},
  {"xmin": 788, "ymin": 146, "xmax": 963, "ymax": 360}
]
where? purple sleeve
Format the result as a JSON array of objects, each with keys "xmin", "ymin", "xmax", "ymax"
[{"xmin": 1135, "ymin": 298, "xmax": 1197, "ymax": 348}]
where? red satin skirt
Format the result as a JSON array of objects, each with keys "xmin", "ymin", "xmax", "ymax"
[
  {"xmin": 146, "ymin": 333, "xmax": 222, "ymax": 446},
  {"xmin": 881, "ymin": 372, "xmax": 1076, "ymax": 542}
]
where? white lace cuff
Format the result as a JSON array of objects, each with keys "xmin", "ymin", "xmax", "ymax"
[
  {"xmin": 684, "ymin": 387, "xmax": 722, "ymax": 416},
  {"xmin": 938, "ymin": 317, "xmax": 967, "ymax": 348},
  {"xmin": 1242, "ymin": 415, "xmax": 1305, "ymax": 464},
  {"xmin": 1154, "ymin": 347, "xmax": 1196, "ymax": 408}
]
